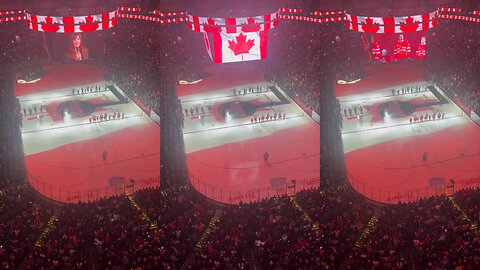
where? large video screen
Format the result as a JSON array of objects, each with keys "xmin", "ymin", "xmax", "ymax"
[
  {"xmin": 44, "ymin": 31, "xmax": 107, "ymax": 63},
  {"xmin": 364, "ymin": 30, "xmax": 427, "ymax": 63}
]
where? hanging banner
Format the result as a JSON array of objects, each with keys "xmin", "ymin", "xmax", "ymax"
[
  {"xmin": 346, "ymin": 11, "xmax": 438, "ymax": 33},
  {"xmin": 25, "ymin": 10, "xmax": 118, "ymax": 33},
  {"xmin": 187, "ymin": 12, "xmax": 279, "ymax": 33}
]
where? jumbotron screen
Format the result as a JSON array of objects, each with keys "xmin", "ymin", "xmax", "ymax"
[
  {"xmin": 365, "ymin": 31, "xmax": 427, "ymax": 63},
  {"xmin": 43, "ymin": 32, "xmax": 106, "ymax": 63}
]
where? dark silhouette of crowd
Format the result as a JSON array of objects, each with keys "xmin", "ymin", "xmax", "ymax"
[
  {"xmin": 269, "ymin": 20, "xmax": 368, "ymax": 116},
  {"xmin": 427, "ymin": 20, "xmax": 480, "ymax": 116},
  {"xmin": 0, "ymin": 22, "xmax": 43, "ymax": 192},
  {"xmin": 2, "ymin": 179, "xmax": 480, "ymax": 269}
]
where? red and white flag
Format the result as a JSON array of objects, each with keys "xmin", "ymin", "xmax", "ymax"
[
  {"xmin": 190, "ymin": 12, "xmax": 274, "ymax": 64},
  {"xmin": 346, "ymin": 11, "xmax": 438, "ymax": 33},
  {"xmin": 25, "ymin": 10, "xmax": 118, "ymax": 33},
  {"xmin": 188, "ymin": 12, "xmax": 278, "ymax": 33},
  {"xmin": 210, "ymin": 31, "xmax": 268, "ymax": 64}
]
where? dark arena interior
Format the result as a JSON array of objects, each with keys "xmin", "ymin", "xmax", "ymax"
[{"xmin": 1, "ymin": 0, "xmax": 480, "ymax": 269}]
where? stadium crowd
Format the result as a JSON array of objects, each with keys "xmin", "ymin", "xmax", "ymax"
[
  {"xmin": 3, "ymin": 178, "xmax": 480, "ymax": 269},
  {"xmin": 269, "ymin": 21, "xmax": 368, "ymax": 116},
  {"xmin": 427, "ymin": 20, "xmax": 480, "ymax": 116}
]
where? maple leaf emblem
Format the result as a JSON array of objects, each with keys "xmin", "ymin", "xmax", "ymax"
[
  {"xmin": 399, "ymin": 16, "xmax": 419, "ymax": 33},
  {"xmin": 361, "ymin": 17, "xmax": 380, "ymax": 33},
  {"xmin": 241, "ymin": 17, "xmax": 261, "ymax": 32},
  {"xmin": 203, "ymin": 18, "xmax": 220, "ymax": 33},
  {"xmin": 228, "ymin": 33, "xmax": 255, "ymax": 60},
  {"xmin": 79, "ymin": 16, "xmax": 99, "ymax": 32},
  {"xmin": 41, "ymin": 16, "xmax": 60, "ymax": 33}
]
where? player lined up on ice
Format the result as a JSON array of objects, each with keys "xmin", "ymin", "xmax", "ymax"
[
  {"xmin": 409, "ymin": 112, "xmax": 445, "ymax": 124},
  {"xmin": 88, "ymin": 112, "xmax": 124, "ymax": 123},
  {"xmin": 250, "ymin": 113, "xmax": 286, "ymax": 123},
  {"xmin": 183, "ymin": 105, "xmax": 212, "ymax": 116},
  {"xmin": 391, "ymin": 84, "xmax": 428, "ymax": 96},
  {"xmin": 343, "ymin": 105, "xmax": 365, "ymax": 117},
  {"xmin": 232, "ymin": 85, "xmax": 267, "ymax": 96},
  {"xmin": 23, "ymin": 104, "xmax": 48, "ymax": 116},
  {"xmin": 71, "ymin": 84, "xmax": 108, "ymax": 95}
]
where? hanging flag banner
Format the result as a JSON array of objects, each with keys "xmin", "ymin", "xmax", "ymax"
[
  {"xmin": 187, "ymin": 12, "xmax": 279, "ymax": 33},
  {"xmin": 210, "ymin": 31, "xmax": 268, "ymax": 63},
  {"xmin": 188, "ymin": 12, "xmax": 277, "ymax": 63},
  {"xmin": 25, "ymin": 10, "xmax": 118, "ymax": 33},
  {"xmin": 346, "ymin": 11, "xmax": 438, "ymax": 33}
]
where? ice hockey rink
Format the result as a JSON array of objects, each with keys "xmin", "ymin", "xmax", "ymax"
[
  {"xmin": 17, "ymin": 64, "xmax": 160, "ymax": 203},
  {"xmin": 178, "ymin": 64, "xmax": 320, "ymax": 204},
  {"xmin": 338, "ymin": 64, "xmax": 480, "ymax": 203}
]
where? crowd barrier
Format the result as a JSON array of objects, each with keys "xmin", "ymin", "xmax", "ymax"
[
  {"xmin": 28, "ymin": 175, "xmax": 160, "ymax": 203},
  {"xmin": 349, "ymin": 174, "xmax": 480, "ymax": 204},
  {"xmin": 189, "ymin": 174, "xmax": 320, "ymax": 204}
]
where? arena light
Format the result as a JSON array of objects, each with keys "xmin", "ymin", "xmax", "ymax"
[
  {"xmin": 279, "ymin": 15, "xmax": 346, "ymax": 23},
  {"xmin": 279, "ymin": 8, "xmax": 302, "ymax": 13},
  {"xmin": 0, "ymin": 15, "xmax": 26, "ymax": 23},
  {"xmin": 0, "ymin": 10, "xmax": 24, "ymax": 15},
  {"xmin": 118, "ymin": 13, "xmax": 187, "ymax": 23},
  {"xmin": 438, "ymin": 7, "xmax": 462, "ymax": 13},
  {"xmin": 313, "ymin": 11, "xmax": 345, "ymax": 16},
  {"xmin": 438, "ymin": 14, "xmax": 480, "ymax": 23},
  {"xmin": 150, "ymin": 10, "xmax": 188, "ymax": 17},
  {"xmin": 118, "ymin": 7, "xmax": 142, "ymax": 12}
]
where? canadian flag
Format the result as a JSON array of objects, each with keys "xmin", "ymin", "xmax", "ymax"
[
  {"xmin": 25, "ymin": 10, "xmax": 118, "ymax": 33},
  {"xmin": 189, "ymin": 12, "xmax": 276, "ymax": 64},
  {"xmin": 211, "ymin": 31, "xmax": 267, "ymax": 63},
  {"xmin": 188, "ymin": 12, "xmax": 278, "ymax": 33},
  {"xmin": 346, "ymin": 11, "xmax": 438, "ymax": 33}
]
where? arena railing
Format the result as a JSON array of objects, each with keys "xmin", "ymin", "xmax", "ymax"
[
  {"xmin": 27, "ymin": 174, "xmax": 160, "ymax": 203},
  {"xmin": 188, "ymin": 174, "xmax": 320, "ymax": 204},
  {"xmin": 348, "ymin": 173, "xmax": 480, "ymax": 204}
]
